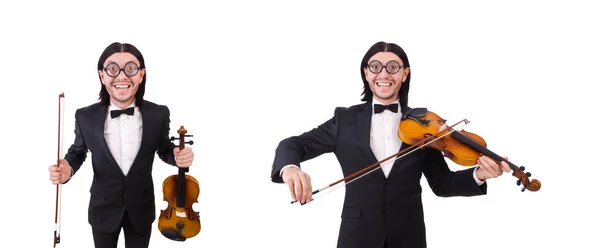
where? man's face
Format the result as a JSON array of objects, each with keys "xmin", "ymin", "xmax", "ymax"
[
  {"xmin": 98, "ymin": 52, "xmax": 145, "ymax": 106},
  {"xmin": 363, "ymin": 52, "xmax": 410, "ymax": 104}
]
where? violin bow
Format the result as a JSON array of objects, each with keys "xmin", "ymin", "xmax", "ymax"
[
  {"xmin": 291, "ymin": 118, "xmax": 470, "ymax": 205},
  {"xmin": 54, "ymin": 93, "xmax": 65, "ymax": 247}
]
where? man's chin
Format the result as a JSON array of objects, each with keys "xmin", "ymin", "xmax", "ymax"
[
  {"xmin": 374, "ymin": 93, "xmax": 397, "ymax": 101},
  {"xmin": 111, "ymin": 95, "xmax": 134, "ymax": 103}
]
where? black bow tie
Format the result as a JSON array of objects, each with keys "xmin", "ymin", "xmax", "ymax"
[
  {"xmin": 374, "ymin": 103, "xmax": 399, "ymax": 114},
  {"xmin": 110, "ymin": 107, "xmax": 135, "ymax": 119}
]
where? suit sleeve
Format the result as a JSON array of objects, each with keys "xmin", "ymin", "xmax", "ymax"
[
  {"xmin": 156, "ymin": 106, "xmax": 177, "ymax": 166},
  {"xmin": 270, "ymin": 107, "xmax": 342, "ymax": 183},
  {"xmin": 63, "ymin": 109, "xmax": 88, "ymax": 183},
  {"xmin": 421, "ymin": 147, "xmax": 487, "ymax": 197}
]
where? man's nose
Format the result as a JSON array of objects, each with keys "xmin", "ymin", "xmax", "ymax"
[
  {"xmin": 116, "ymin": 69, "xmax": 128, "ymax": 80},
  {"xmin": 377, "ymin": 69, "xmax": 392, "ymax": 79}
]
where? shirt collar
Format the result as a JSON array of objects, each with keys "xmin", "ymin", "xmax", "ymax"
[
  {"xmin": 371, "ymin": 98, "xmax": 399, "ymax": 114},
  {"xmin": 108, "ymin": 100, "xmax": 136, "ymax": 111}
]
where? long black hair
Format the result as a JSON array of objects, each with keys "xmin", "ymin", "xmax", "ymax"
[
  {"xmin": 360, "ymin": 41, "xmax": 411, "ymax": 112},
  {"xmin": 97, "ymin": 42, "xmax": 146, "ymax": 106}
]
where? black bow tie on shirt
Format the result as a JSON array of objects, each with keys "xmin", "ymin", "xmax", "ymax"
[
  {"xmin": 110, "ymin": 107, "xmax": 134, "ymax": 118},
  {"xmin": 374, "ymin": 103, "xmax": 399, "ymax": 114}
]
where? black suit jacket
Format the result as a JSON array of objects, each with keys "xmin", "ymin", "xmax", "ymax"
[
  {"xmin": 63, "ymin": 100, "xmax": 177, "ymax": 233},
  {"xmin": 271, "ymin": 101, "xmax": 487, "ymax": 248}
]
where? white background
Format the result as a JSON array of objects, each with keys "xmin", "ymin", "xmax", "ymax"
[{"xmin": 1, "ymin": 0, "xmax": 599, "ymax": 247}]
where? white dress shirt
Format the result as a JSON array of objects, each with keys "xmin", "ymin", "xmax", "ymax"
[{"xmin": 104, "ymin": 101, "xmax": 143, "ymax": 176}]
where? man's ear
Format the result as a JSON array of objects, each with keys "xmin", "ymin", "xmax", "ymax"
[
  {"xmin": 139, "ymin": 68, "xmax": 146, "ymax": 84},
  {"xmin": 98, "ymin": 70, "xmax": 106, "ymax": 85},
  {"xmin": 402, "ymin": 67, "xmax": 410, "ymax": 83}
]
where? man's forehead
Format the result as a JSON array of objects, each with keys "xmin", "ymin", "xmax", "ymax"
[
  {"xmin": 369, "ymin": 52, "xmax": 401, "ymax": 62},
  {"xmin": 105, "ymin": 52, "xmax": 139, "ymax": 64}
]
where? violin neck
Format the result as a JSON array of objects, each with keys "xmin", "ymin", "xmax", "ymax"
[
  {"xmin": 177, "ymin": 167, "xmax": 188, "ymax": 208},
  {"xmin": 449, "ymin": 131, "xmax": 519, "ymax": 171}
]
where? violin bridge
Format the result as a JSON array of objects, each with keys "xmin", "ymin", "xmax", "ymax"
[{"xmin": 176, "ymin": 211, "xmax": 187, "ymax": 218}]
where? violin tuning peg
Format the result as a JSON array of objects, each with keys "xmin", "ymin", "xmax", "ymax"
[
  {"xmin": 521, "ymin": 186, "xmax": 526, "ymax": 192},
  {"xmin": 516, "ymin": 180, "xmax": 521, "ymax": 186},
  {"xmin": 526, "ymin": 172, "xmax": 531, "ymax": 177},
  {"xmin": 185, "ymin": 134, "xmax": 193, "ymax": 137},
  {"xmin": 186, "ymin": 140, "xmax": 194, "ymax": 145},
  {"xmin": 170, "ymin": 136, "xmax": 179, "ymax": 141},
  {"xmin": 519, "ymin": 166, "xmax": 525, "ymax": 171}
]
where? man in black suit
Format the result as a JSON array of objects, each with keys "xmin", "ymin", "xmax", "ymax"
[
  {"xmin": 271, "ymin": 41, "xmax": 511, "ymax": 248},
  {"xmin": 48, "ymin": 42, "xmax": 195, "ymax": 248}
]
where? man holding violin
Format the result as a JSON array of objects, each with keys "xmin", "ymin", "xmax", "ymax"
[
  {"xmin": 48, "ymin": 42, "xmax": 195, "ymax": 248},
  {"xmin": 270, "ymin": 41, "xmax": 511, "ymax": 248}
]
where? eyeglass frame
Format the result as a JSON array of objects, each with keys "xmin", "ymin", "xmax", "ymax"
[
  {"xmin": 102, "ymin": 61, "xmax": 141, "ymax": 78},
  {"xmin": 367, "ymin": 60, "xmax": 405, "ymax": 74}
]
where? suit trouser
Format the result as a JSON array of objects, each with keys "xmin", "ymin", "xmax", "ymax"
[{"xmin": 91, "ymin": 210, "xmax": 152, "ymax": 248}]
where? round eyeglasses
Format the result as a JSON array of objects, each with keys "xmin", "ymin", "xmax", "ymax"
[
  {"xmin": 367, "ymin": 60, "xmax": 404, "ymax": 74},
  {"xmin": 103, "ymin": 61, "xmax": 140, "ymax": 78}
]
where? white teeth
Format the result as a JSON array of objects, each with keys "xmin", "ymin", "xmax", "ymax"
[
  {"xmin": 114, "ymin": 85, "xmax": 130, "ymax": 89},
  {"xmin": 376, "ymin": 82, "xmax": 392, "ymax": 86}
]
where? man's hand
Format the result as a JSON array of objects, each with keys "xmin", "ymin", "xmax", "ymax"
[
  {"xmin": 174, "ymin": 147, "xmax": 194, "ymax": 168},
  {"xmin": 282, "ymin": 166, "xmax": 313, "ymax": 204},
  {"xmin": 475, "ymin": 156, "xmax": 511, "ymax": 181},
  {"xmin": 49, "ymin": 159, "xmax": 72, "ymax": 184}
]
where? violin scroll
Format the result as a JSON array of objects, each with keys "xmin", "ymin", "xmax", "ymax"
[
  {"xmin": 513, "ymin": 166, "xmax": 541, "ymax": 192},
  {"xmin": 171, "ymin": 129, "xmax": 194, "ymax": 145}
]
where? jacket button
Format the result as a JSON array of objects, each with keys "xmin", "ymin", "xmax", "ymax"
[
  {"xmin": 124, "ymin": 194, "xmax": 128, "ymax": 199},
  {"xmin": 386, "ymin": 180, "xmax": 391, "ymax": 185}
]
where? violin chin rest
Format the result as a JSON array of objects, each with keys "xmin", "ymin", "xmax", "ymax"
[{"xmin": 160, "ymin": 229, "xmax": 186, "ymax": 241}]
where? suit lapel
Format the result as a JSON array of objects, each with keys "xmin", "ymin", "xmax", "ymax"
[
  {"xmin": 92, "ymin": 104, "xmax": 124, "ymax": 176},
  {"xmin": 388, "ymin": 142, "xmax": 409, "ymax": 177},
  {"xmin": 129, "ymin": 101, "xmax": 151, "ymax": 172},
  {"xmin": 356, "ymin": 102, "xmax": 379, "ymax": 165}
]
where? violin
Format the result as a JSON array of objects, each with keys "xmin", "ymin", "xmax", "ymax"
[
  {"xmin": 398, "ymin": 108, "xmax": 541, "ymax": 192},
  {"xmin": 291, "ymin": 107, "xmax": 541, "ymax": 205},
  {"xmin": 158, "ymin": 125, "xmax": 201, "ymax": 241},
  {"xmin": 53, "ymin": 93, "xmax": 65, "ymax": 247}
]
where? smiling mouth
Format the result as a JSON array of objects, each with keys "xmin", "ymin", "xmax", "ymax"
[
  {"xmin": 113, "ymin": 84, "xmax": 131, "ymax": 89},
  {"xmin": 376, "ymin": 82, "xmax": 392, "ymax": 87}
]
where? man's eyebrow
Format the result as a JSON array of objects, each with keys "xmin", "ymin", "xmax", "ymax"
[{"xmin": 104, "ymin": 60, "xmax": 138, "ymax": 65}]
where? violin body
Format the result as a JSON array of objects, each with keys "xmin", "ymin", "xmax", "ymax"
[
  {"xmin": 158, "ymin": 171, "xmax": 201, "ymax": 240},
  {"xmin": 158, "ymin": 126, "xmax": 201, "ymax": 241},
  {"xmin": 398, "ymin": 110, "xmax": 487, "ymax": 166},
  {"xmin": 439, "ymin": 130, "xmax": 487, "ymax": 166},
  {"xmin": 398, "ymin": 108, "xmax": 541, "ymax": 192}
]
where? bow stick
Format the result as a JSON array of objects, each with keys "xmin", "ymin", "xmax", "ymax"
[{"xmin": 54, "ymin": 93, "xmax": 65, "ymax": 247}]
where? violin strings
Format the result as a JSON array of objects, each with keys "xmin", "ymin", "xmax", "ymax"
[{"xmin": 304, "ymin": 120, "xmax": 470, "ymax": 204}]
